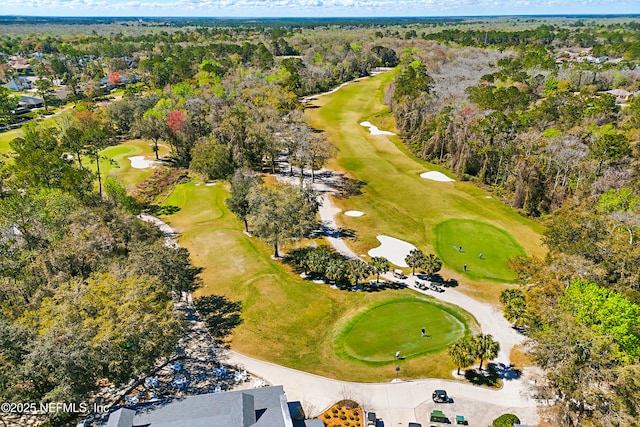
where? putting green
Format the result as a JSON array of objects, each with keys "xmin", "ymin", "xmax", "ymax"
[
  {"xmin": 435, "ymin": 219, "xmax": 526, "ymax": 282},
  {"xmin": 338, "ymin": 298, "xmax": 466, "ymax": 363}
]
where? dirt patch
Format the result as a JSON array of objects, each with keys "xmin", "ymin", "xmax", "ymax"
[{"xmin": 320, "ymin": 400, "xmax": 364, "ymax": 427}]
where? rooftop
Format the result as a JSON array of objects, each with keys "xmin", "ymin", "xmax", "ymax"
[{"xmin": 95, "ymin": 385, "xmax": 298, "ymax": 427}]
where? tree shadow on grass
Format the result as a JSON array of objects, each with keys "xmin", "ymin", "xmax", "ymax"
[
  {"xmin": 464, "ymin": 363, "xmax": 502, "ymax": 387},
  {"xmin": 145, "ymin": 204, "xmax": 181, "ymax": 215},
  {"xmin": 333, "ymin": 176, "xmax": 367, "ymax": 198},
  {"xmin": 193, "ymin": 295, "xmax": 243, "ymax": 347}
]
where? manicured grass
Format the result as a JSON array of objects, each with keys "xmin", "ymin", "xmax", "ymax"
[
  {"xmin": 82, "ymin": 139, "xmax": 171, "ymax": 190},
  {"xmin": 338, "ymin": 297, "xmax": 466, "ymax": 363},
  {"xmin": 305, "ymin": 72, "xmax": 546, "ymax": 303},
  {"xmin": 435, "ymin": 219, "xmax": 526, "ymax": 282},
  {"xmin": 0, "ymin": 129, "xmax": 22, "ymax": 154},
  {"xmin": 160, "ymin": 180, "xmax": 480, "ymax": 382}
]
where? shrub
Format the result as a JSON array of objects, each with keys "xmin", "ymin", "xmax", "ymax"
[{"xmin": 492, "ymin": 413, "xmax": 521, "ymax": 427}]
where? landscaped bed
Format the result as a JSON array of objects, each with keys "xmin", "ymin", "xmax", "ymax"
[{"xmin": 320, "ymin": 400, "xmax": 363, "ymax": 427}]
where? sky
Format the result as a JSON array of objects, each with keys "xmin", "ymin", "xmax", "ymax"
[{"xmin": 0, "ymin": 0, "xmax": 639, "ymax": 18}]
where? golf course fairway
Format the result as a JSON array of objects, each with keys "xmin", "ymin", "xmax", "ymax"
[{"xmin": 305, "ymin": 71, "xmax": 545, "ymax": 302}]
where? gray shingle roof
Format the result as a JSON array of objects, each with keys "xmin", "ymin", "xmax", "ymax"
[{"xmin": 101, "ymin": 385, "xmax": 295, "ymax": 427}]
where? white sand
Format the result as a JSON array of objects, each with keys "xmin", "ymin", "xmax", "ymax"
[
  {"xmin": 420, "ymin": 171, "xmax": 455, "ymax": 182},
  {"xmin": 344, "ymin": 210, "xmax": 364, "ymax": 217},
  {"xmin": 367, "ymin": 235, "xmax": 417, "ymax": 267},
  {"xmin": 128, "ymin": 156, "xmax": 154, "ymax": 169},
  {"xmin": 360, "ymin": 121, "xmax": 395, "ymax": 136},
  {"xmin": 206, "ymin": 182, "xmax": 217, "ymax": 186}
]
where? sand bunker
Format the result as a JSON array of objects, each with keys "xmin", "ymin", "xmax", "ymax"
[
  {"xmin": 206, "ymin": 182, "xmax": 217, "ymax": 186},
  {"xmin": 344, "ymin": 210, "xmax": 364, "ymax": 217},
  {"xmin": 129, "ymin": 156, "xmax": 154, "ymax": 169},
  {"xmin": 360, "ymin": 121, "xmax": 395, "ymax": 136},
  {"xmin": 367, "ymin": 235, "xmax": 417, "ymax": 267},
  {"xmin": 420, "ymin": 171, "xmax": 455, "ymax": 182}
]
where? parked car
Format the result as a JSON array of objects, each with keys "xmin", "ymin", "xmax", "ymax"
[
  {"xmin": 367, "ymin": 411, "xmax": 377, "ymax": 426},
  {"xmin": 432, "ymin": 389, "xmax": 449, "ymax": 403}
]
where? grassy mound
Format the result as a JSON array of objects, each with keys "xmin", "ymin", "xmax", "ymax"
[
  {"xmin": 435, "ymin": 219, "xmax": 526, "ymax": 282},
  {"xmin": 337, "ymin": 297, "xmax": 467, "ymax": 364}
]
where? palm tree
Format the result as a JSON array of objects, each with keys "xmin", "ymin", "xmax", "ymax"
[
  {"xmin": 404, "ymin": 249, "xmax": 426, "ymax": 275},
  {"xmin": 306, "ymin": 247, "xmax": 331, "ymax": 275},
  {"xmin": 325, "ymin": 258, "xmax": 345, "ymax": 284},
  {"xmin": 448, "ymin": 337, "xmax": 475, "ymax": 375},
  {"xmin": 369, "ymin": 256, "xmax": 390, "ymax": 283},
  {"xmin": 472, "ymin": 334, "xmax": 500, "ymax": 370},
  {"xmin": 346, "ymin": 259, "xmax": 370, "ymax": 286},
  {"xmin": 423, "ymin": 254, "xmax": 442, "ymax": 279}
]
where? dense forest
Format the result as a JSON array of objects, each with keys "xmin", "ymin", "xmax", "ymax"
[{"xmin": 1, "ymin": 16, "xmax": 640, "ymax": 426}]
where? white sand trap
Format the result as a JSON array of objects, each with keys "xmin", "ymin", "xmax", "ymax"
[
  {"xmin": 206, "ymin": 182, "xmax": 217, "ymax": 186},
  {"xmin": 485, "ymin": 196, "xmax": 493, "ymax": 199},
  {"xmin": 420, "ymin": 171, "xmax": 455, "ymax": 182},
  {"xmin": 367, "ymin": 235, "xmax": 417, "ymax": 267},
  {"xmin": 344, "ymin": 210, "xmax": 364, "ymax": 217},
  {"xmin": 128, "ymin": 156, "xmax": 154, "ymax": 169},
  {"xmin": 360, "ymin": 121, "xmax": 395, "ymax": 136}
]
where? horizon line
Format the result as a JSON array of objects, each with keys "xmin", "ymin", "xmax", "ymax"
[{"xmin": 2, "ymin": 13, "xmax": 640, "ymax": 20}]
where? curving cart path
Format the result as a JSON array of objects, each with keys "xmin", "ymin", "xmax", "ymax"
[{"xmin": 251, "ymin": 72, "xmax": 540, "ymax": 425}]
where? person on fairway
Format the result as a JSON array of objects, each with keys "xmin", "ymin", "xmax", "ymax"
[{"xmin": 421, "ymin": 327, "xmax": 426, "ymax": 337}]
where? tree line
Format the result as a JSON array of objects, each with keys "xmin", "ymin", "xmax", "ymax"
[{"xmin": 388, "ymin": 41, "xmax": 639, "ymax": 216}]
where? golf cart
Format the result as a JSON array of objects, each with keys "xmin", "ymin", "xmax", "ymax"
[
  {"xmin": 393, "ymin": 269, "xmax": 406, "ymax": 279},
  {"xmin": 432, "ymin": 389, "xmax": 449, "ymax": 403}
]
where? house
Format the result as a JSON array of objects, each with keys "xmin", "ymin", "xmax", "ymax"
[
  {"xmin": 19, "ymin": 94, "xmax": 43, "ymax": 109},
  {"xmin": 3, "ymin": 77, "xmax": 31, "ymax": 91},
  {"xmin": 91, "ymin": 385, "xmax": 323, "ymax": 427},
  {"xmin": 10, "ymin": 63, "xmax": 33, "ymax": 73},
  {"xmin": 605, "ymin": 89, "xmax": 631, "ymax": 104}
]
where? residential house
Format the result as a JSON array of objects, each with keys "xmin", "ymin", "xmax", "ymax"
[
  {"xmin": 605, "ymin": 89, "xmax": 631, "ymax": 104},
  {"xmin": 89, "ymin": 385, "xmax": 323, "ymax": 427},
  {"xmin": 19, "ymin": 94, "xmax": 43, "ymax": 109},
  {"xmin": 3, "ymin": 77, "xmax": 31, "ymax": 91}
]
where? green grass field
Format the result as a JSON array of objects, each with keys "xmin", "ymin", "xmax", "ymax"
[
  {"xmin": 160, "ymin": 180, "xmax": 480, "ymax": 382},
  {"xmin": 0, "ymin": 128, "xmax": 22, "ymax": 155},
  {"xmin": 305, "ymin": 72, "xmax": 546, "ymax": 303},
  {"xmin": 435, "ymin": 219, "xmax": 527, "ymax": 282},
  {"xmin": 81, "ymin": 139, "xmax": 171, "ymax": 190},
  {"xmin": 338, "ymin": 297, "xmax": 466, "ymax": 363}
]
